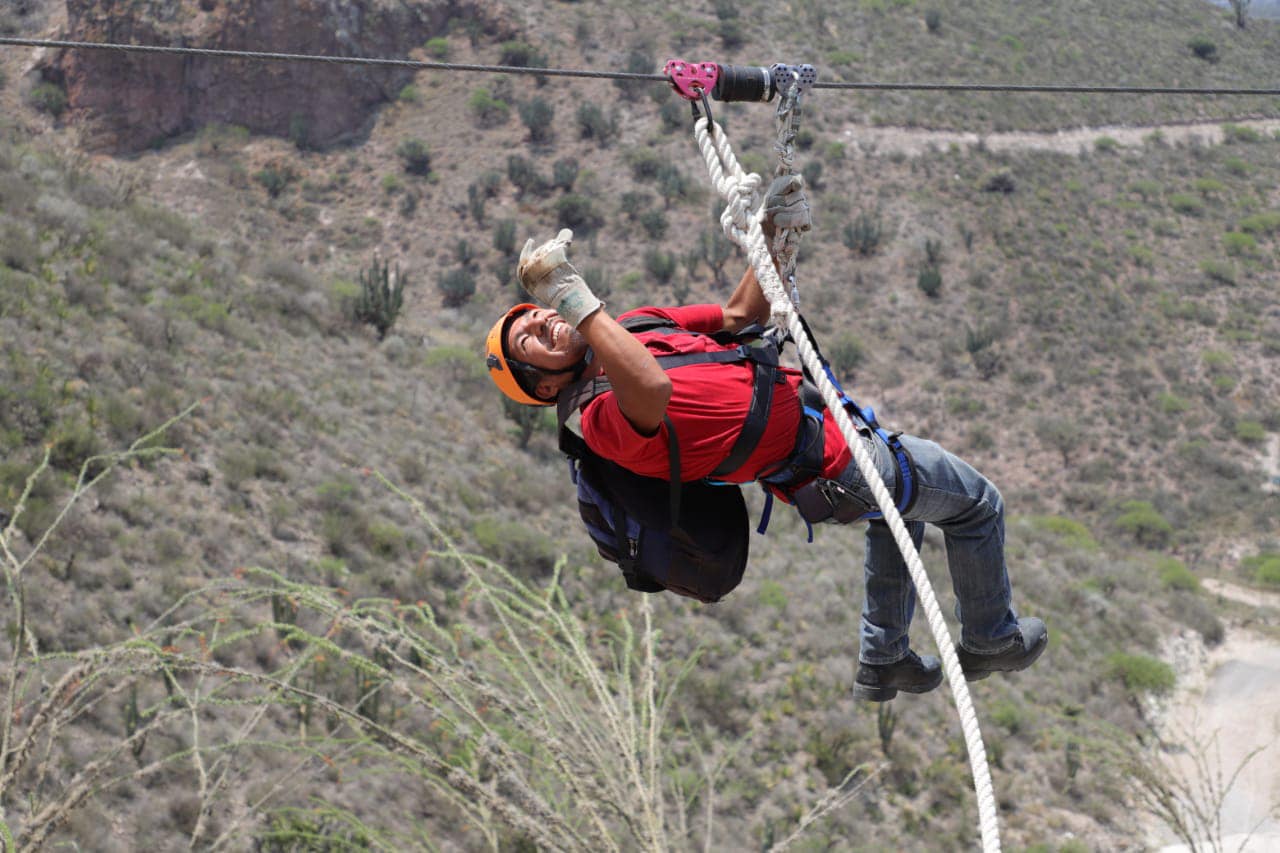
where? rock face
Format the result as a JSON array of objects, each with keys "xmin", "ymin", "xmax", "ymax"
[{"xmin": 42, "ymin": 0, "xmax": 516, "ymax": 153}]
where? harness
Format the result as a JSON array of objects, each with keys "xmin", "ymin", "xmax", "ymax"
[{"xmin": 559, "ymin": 313, "xmax": 916, "ymax": 537}]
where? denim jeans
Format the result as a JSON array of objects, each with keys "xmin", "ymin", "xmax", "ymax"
[{"xmin": 803, "ymin": 431, "xmax": 1021, "ymax": 665}]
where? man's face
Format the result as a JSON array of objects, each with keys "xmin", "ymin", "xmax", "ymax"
[{"xmin": 505, "ymin": 307, "xmax": 587, "ymax": 370}]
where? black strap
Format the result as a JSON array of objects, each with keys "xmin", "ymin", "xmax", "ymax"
[
  {"xmin": 709, "ymin": 359, "xmax": 778, "ymax": 478},
  {"xmin": 558, "ymin": 317, "xmax": 787, "ymax": 481}
]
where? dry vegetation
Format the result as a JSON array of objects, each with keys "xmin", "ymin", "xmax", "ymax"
[{"xmin": 1, "ymin": 0, "xmax": 1279, "ymax": 849}]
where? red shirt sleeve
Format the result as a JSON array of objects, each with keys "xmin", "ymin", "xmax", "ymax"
[{"xmin": 616, "ymin": 304, "xmax": 724, "ymax": 334}]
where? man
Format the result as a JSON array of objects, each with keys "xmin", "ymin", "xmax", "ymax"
[{"xmin": 484, "ymin": 179, "xmax": 1046, "ymax": 702}]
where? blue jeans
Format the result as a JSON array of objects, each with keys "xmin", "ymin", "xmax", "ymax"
[{"xmin": 800, "ymin": 431, "xmax": 1021, "ymax": 665}]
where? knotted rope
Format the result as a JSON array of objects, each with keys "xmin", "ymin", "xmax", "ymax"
[{"xmin": 692, "ymin": 115, "xmax": 1002, "ymax": 853}]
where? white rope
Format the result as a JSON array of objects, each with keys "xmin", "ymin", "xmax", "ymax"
[{"xmin": 692, "ymin": 116, "xmax": 1002, "ymax": 853}]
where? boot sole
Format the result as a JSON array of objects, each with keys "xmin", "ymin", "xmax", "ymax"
[
  {"xmin": 961, "ymin": 632, "xmax": 1048, "ymax": 682},
  {"xmin": 853, "ymin": 683, "xmax": 898, "ymax": 702},
  {"xmin": 853, "ymin": 670, "xmax": 944, "ymax": 702}
]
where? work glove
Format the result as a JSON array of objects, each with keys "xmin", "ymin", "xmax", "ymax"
[
  {"xmin": 517, "ymin": 228, "xmax": 603, "ymax": 328},
  {"xmin": 760, "ymin": 173, "xmax": 812, "ymax": 242}
]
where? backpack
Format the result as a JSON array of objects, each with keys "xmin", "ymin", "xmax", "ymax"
[
  {"xmin": 557, "ymin": 315, "xmax": 802, "ymax": 603},
  {"xmin": 562, "ymin": 420, "xmax": 749, "ymax": 603}
]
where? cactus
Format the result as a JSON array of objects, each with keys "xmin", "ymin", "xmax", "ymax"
[{"xmin": 354, "ymin": 257, "xmax": 406, "ymax": 340}]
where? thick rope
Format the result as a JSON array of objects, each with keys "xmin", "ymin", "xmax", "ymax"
[{"xmin": 692, "ymin": 116, "xmax": 1002, "ymax": 853}]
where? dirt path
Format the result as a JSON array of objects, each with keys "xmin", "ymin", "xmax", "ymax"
[
  {"xmin": 839, "ymin": 117, "xmax": 1280, "ymax": 157},
  {"xmin": 1151, "ymin": 581, "xmax": 1280, "ymax": 852}
]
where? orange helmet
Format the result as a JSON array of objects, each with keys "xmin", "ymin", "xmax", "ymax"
[{"xmin": 485, "ymin": 303, "xmax": 555, "ymax": 407}]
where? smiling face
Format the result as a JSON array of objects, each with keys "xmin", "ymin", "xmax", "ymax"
[{"xmin": 504, "ymin": 307, "xmax": 588, "ymax": 371}]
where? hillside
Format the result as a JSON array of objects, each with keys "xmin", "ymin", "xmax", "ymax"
[{"xmin": 1, "ymin": 0, "xmax": 1279, "ymax": 849}]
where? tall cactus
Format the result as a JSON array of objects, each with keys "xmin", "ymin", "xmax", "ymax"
[{"xmin": 355, "ymin": 256, "xmax": 406, "ymax": 340}]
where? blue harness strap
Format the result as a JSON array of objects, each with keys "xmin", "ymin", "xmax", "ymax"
[{"xmin": 819, "ymin": 363, "xmax": 917, "ymax": 521}]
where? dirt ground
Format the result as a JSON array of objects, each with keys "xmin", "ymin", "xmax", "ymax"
[
  {"xmin": 1150, "ymin": 581, "xmax": 1280, "ymax": 852},
  {"xmin": 838, "ymin": 117, "xmax": 1280, "ymax": 158}
]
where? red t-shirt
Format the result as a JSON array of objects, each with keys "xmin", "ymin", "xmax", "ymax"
[{"xmin": 579, "ymin": 305, "xmax": 852, "ymax": 485}]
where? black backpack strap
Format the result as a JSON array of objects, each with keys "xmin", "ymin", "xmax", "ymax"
[{"xmin": 709, "ymin": 354, "xmax": 779, "ymax": 478}]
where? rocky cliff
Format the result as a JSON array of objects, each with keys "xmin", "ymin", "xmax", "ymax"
[{"xmin": 41, "ymin": 0, "xmax": 516, "ymax": 153}]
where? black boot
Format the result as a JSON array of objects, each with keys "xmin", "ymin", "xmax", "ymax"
[
  {"xmin": 854, "ymin": 649, "xmax": 943, "ymax": 702},
  {"xmin": 957, "ymin": 617, "xmax": 1048, "ymax": 681}
]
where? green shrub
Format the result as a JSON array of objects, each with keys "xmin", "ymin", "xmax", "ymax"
[
  {"xmin": 1222, "ymin": 123, "xmax": 1262, "ymax": 144},
  {"xmin": 551, "ymin": 158, "xmax": 578, "ymax": 192},
  {"xmin": 1223, "ymin": 156, "xmax": 1250, "ymax": 177},
  {"xmin": 916, "ymin": 265, "xmax": 942, "ymax": 298},
  {"xmin": 1128, "ymin": 179, "xmax": 1161, "ymax": 201},
  {"xmin": 1156, "ymin": 557, "xmax": 1198, "ymax": 592},
  {"xmin": 253, "ymin": 164, "xmax": 296, "ymax": 198},
  {"xmin": 638, "ymin": 209, "xmax": 668, "ymax": 240},
  {"xmin": 613, "ymin": 48, "xmax": 655, "ymax": 96},
  {"xmin": 1029, "ymin": 516, "xmax": 1098, "ymax": 551},
  {"xmin": 827, "ymin": 334, "xmax": 865, "ymax": 376},
  {"xmin": 576, "ymin": 103, "xmax": 616, "ymax": 142},
  {"xmin": 555, "ymin": 194, "xmax": 603, "ymax": 235},
  {"xmin": 472, "ymin": 515, "xmax": 557, "ymax": 578},
  {"xmin": 498, "ymin": 41, "xmax": 545, "ymax": 68},
  {"xmin": 1187, "ymin": 37, "xmax": 1218, "ymax": 63},
  {"xmin": 1193, "ymin": 177, "xmax": 1225, "ymax": 195},
  {"xmin": 843, "ymin": 212, "xmax": 883, "ymax": 256},
  {"xmin": 1223, "ymin": 231, "xmax": 1257, "ymax": 256},
  {"xmin": 1169, "ymin": 193, "xmax": 1204, "ymax": 216},
  {"xmin": 519, "ymin": 97, "xmax": 555, "ymax": 145},
  {"xmin": 501, "ymin": 395, "xmax": 550, "ymax": 449},
  {"xmin": 49, "ymin": 419, "xmax": 104, "ymax": 475},
  {"xmin": 1106, "ymin": 652, "xmax": 1175, "ymax": 695},
  {"xmin": 1094, "ymin": 136, "xmax": 1120, "ymax": 153},
  {"xmin": 366, "ymin": 521, "xmax": 406, "ymax": 559},
  {"xmin": 659, "ymin": 98, "xmax": 688, "ymax": 132},
  {"xmin": 27, "ymin": 82, "xmax": 68, "ymax": 117},
  {"xmin": 493, "ymin": 219, "xmax": 517, "ymax": 255},
  {"xmin": 287, "ymin": 112, "xmax": 314, "ymax": 150},
  {"xmin": 988, "ymin": 699, "xmax": 1026, "ymax": 734},
  {"xmin": 801, "ymin": 161, "xmax": 824, "ymax": 190},
  {"xmin": 1129, "ymin": 244, "xmax": 1154, "ymax": 268},
  {"xmin": 626, "ymin": 148, "xmax": 665, "ymax": 182},
  {"xmin": 1156, "ymin": 392, "xmax": 1190, "ymax": 414},
  {"xmin": 758, "ymin": 580, "xmax": 788, "ymax": 610},
  {"xmin": 468, "ymin": 88, "xmax": 510, "ymax": 128},
  {"xmin": 394, "ymin": 139, "xmax": 431, "ymax": 176},
  {"xmin": 506, "ymin": 155, "xmax": 546, "ymax": 197},
  {"xmin": 1250, "ymin": 555, "xmax": 1280, "ymax": 586},
  {"xmin": 826, "ymin": 49, "xmax": 861, "ymax": 67},
  {"xmin": 437, "ymin": 267, "xmax": 476, "ymax": 308},
  {"xmin": 1114, "ymin": 500, "xmax": 1173, "ymax": 548},
  {"xmin": 1234, "ymin": 420, "xmax": 1266, "ymax": 444},
  {"xmin": 1200, "ymin": 259, "xmax": 1237, "ymax": 286},
  {"xmin": 1240, "ymin": 211, "xmax": 1280, "ymax": 236},
  {"xmin": 354, "ymin": 257, "xmax": 406, "ymax": 339},
  {"xmin": 643, "ymin": 249, "xmax": 677, "ymax": 284},
  {"xmin": 979, "ymin": 169, "xmax": 1015, "ymax": 194},
  {"xmin": 424, "ymin": 36, "xmax": 450, "ymax": 59}
]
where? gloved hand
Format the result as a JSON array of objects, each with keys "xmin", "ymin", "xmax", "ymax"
[
  {"xmin": 761, "ymin": 173, "xmax": 812, "ymax": 241},
  {"xmin": 516, "ymin": 228, "xmax": 603, "ymax": 328}
]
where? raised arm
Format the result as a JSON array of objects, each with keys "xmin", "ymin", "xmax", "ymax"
[
  {"xmin": 518, "ymin": 230, "xmax": 671, "ymax": 435},
  {"xmin": 576, "ymin": 309, "xmax": 671, "ymax": 435},
  {"xmin": 721, "ymin": 265, "xmax": 771, "ymax": 333}
]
